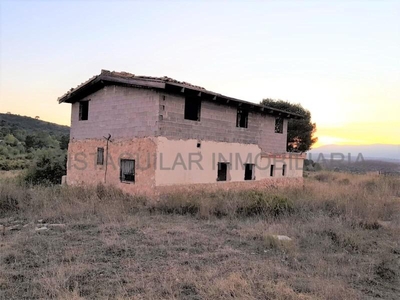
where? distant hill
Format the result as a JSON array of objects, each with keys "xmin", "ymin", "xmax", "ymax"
[
  {"xmin": 308, "ymin": 144, "xmax": 400, "ymax": 173},
  {"xmin": 309, "ymin": 144, "xmax": 400, "ymax": 162},
  {"xmin": 0, "ymin": 113, "xmax": 69, "ymax": 170},
  {"xmin": 0, "ymin": 113, "xmax": 69, "ymax": 136}
]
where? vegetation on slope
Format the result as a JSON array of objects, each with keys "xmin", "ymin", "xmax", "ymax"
[{"xmin": 0, "ymin": 113, "xmax": 69, "ymax": 172}]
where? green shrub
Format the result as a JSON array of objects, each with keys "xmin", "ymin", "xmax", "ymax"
[
  {"xmin": 338, "ymin": 178, "xmax": 350, "ymax": 185},
  {"xmin": 23, "ymin": 149, "xmax": 66, "ymax": 185},
  {"xmin": 314, "ymin": 172, "xmax": 336, "ymax": 182},
  {"xmin": 155, "ymin": 193, "xmax": 200, "ymax": 215},
  {"xmin": 362, "ymin": 179, "xmax": 378, "ymax": 192},
  {"xmin": 239, "ymin": 191, "xmax": 294, "ymax": 217}
]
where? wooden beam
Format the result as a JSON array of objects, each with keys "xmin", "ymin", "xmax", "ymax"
[
  {"xmin": 213, "ymin": 95, "xmax": 217, "ymax": 100},
  {"xmin": 101, "ymin": 76, "xmax": 166, "ymax": 89},
  {"xmin": 198, "ymin": 92, "xmax": 201, "ymax": 97},
  {"xmin": 181, "ymin": 87, "xmax": 185, "ymax": 93}
]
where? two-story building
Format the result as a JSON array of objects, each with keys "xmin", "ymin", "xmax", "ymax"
[{"xmin": 58, "ymin": 70, "xmax": 305, "ymax": 195}]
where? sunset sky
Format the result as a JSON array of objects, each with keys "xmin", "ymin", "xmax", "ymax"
[{"xmin": 1, "ymin": 1, "xmax": 399, "ymax": 147}]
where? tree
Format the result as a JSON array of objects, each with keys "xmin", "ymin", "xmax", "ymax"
[
  {"xmin": 260, "ymin": 99, "xmax": 317, "ymax": 152},
  {"xmin": 59, "ymin": 134, "xmax": 70, "ymax": 150},
  {"xmin": 23, "ymin": 149, "xmax": 66, "ymax": 185},
  {"xmin": 25, "ymin": 135, "xmax": 35, "ymax": 150},
  {"xmin": 3, "ymin": 134, "xmax": 18, "ymax": 146}
]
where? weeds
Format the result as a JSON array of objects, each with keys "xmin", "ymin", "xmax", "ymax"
[
  {"xmin": 1, "ymin": 172, "xmax": 399, "ymax": 223},
  {"xmin": 1, "ymin": 171, "xmax": 400, "ymax": 299}
]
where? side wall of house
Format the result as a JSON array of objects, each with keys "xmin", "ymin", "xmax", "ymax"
[
  {"xmin": 70, "ymin": 85, "xmax": 160, "ymax": 140},
  {"xmin": 158, "ymin": 93, "xmax": 288, "ymax": 153},
  {"xmin": 66, "ymin": 137, "xmax": 157, "ymax": 195}
]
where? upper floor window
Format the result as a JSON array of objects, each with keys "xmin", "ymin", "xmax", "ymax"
[
  {"xmin": 79, "ymin": 101, "xmax": 89, "ymax": 121},
  {"xmin": 275, "ymin": 117, "xmax": 283, "ymax": 133},
  {"xmin": 236, "ymin": 108, "xmax": 248, "ymax": 128},
  {"xmin": 184, "ymin": 97, "xmax": 201, "ymax": 121}
]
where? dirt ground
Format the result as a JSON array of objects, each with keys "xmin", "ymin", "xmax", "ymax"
[
  {"xmin": 1, "ymin": 212, "xmax": 399, "ymax": 300},
  {"xmin": 1, "ymin": 172, "xmax": 400, "ymax": 299}
]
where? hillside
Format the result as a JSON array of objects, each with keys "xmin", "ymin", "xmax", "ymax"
[
  {"xmin": 0, "ymin": 113, "xmax": 69, "ymax": 136},
  {"xmin": 0, "ymin": 113, "xmax": 69, "ymax": 170},
  {"xmin": 309, "ymin": 144, "xmax": 400, "ymax": 162}
]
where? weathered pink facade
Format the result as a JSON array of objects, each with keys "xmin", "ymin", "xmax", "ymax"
[
  {"xmin": 67, "ymin": 137, "xmax": 157, "ymax": 195},
  {"xmin": 60, "ymin": 70, "xmax": 304, "ymax": 195}
]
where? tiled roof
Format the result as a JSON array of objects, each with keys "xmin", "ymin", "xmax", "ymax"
[
  {"xmin": 102, "ymin": 70, "xmax": 207, "ymax": 90},
  {"xmin": 58, "ymin": 70, "xmax": 304, "ymax": 119},
  {"xmin": 58, "ymin": 70, "xmax": 207, "ymax": 102}
]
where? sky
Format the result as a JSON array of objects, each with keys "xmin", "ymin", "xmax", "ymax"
[{"xmin": 1, "ymin": 0, "xmax": 399, "ymax": 147}]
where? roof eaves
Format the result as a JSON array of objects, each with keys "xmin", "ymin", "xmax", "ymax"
[
  {"xmin": 58, "ymin": 70, "xmax": 305, "ymax": 119},
  {"xmin": 164, "ymin": 82, "xmax": 304, "ymax": 119},
  {"xmin": 100, "ymin": 75, "xmax": 166, "ymax": 90},
  {"xmin": 58, "ymin": 75, "xmax": 100, "ymax": 104}
]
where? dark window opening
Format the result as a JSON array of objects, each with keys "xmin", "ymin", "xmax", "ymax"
[
  {"xmin": 97, "ymin": 147, "xmax": 104, "ymax": 165},
  {"xmin": 197, "ymin": 142, "xmax": 201, "ymax": 148},
  {"xmin": 184, "ymin": 97, "xmax": 201, "ymax": 121},
  {"xmin": 236, "ymin": 108, "xmax": 248, "ymax": 128},
  {"xmin": 282, "ymin": 164, "xmax": 286, "ymax": 176},
  {"xmin": 120, "ymin": 159, "xmax": 135, "ymax": 183},
  {"xmin": 217, "ymin": 162, "xmax": 229, "ymax": 181},
  {"xmin": 244, "ymin": 163, "xmax": 255, "ymax": 180},
  {"xmin": 79, "ymin": 101, "xmax": 89, "ymax": 121},
  {"xmin": 270, "ymin": 165, "xmax": 275, "ymax": 177},
  {"xmin": 275, "ymin": 117, "xmax": 283, "ymax": 133}
]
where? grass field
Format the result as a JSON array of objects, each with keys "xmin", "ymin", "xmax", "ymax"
[{"xmin": 1, "ymin": 172, "xmax": 399, "ymax": 299}]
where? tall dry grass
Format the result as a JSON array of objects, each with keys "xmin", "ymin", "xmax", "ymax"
[
  {"xmin": 1, "ymin": 171, "xmax": 399, "ymax": 299},
  {"xmin": 1, "ymin": 171, "xmax": 399, "ymax": 225}
]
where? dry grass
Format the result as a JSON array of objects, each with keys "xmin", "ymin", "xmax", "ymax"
[{"xmin": 1, "ymin": 171, "xmax": 400, "ymax": 299}]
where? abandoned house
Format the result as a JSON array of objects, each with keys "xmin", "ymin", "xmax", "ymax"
[{"xmin": 58, "ymin": 70, "xmax": 305, "ymax": 195}]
